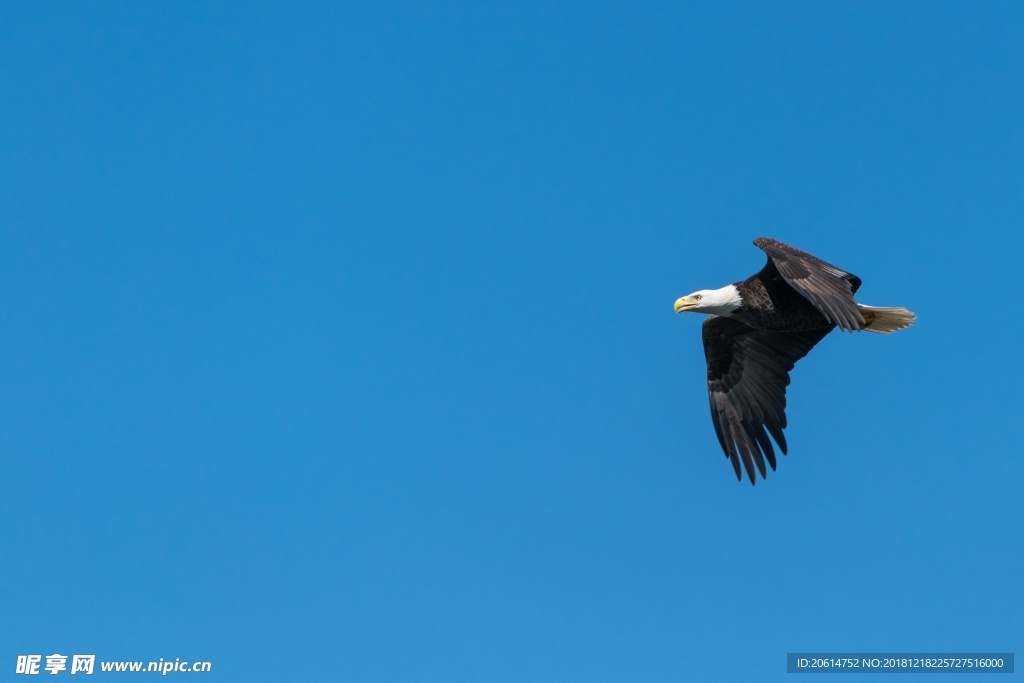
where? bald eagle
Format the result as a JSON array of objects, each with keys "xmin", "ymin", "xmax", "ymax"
[{"xmin": 674, "ymin": 238, "xmax": 915, "ymax": 485}]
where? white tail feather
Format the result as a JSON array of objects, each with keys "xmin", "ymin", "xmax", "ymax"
[{"xmin": 857, "ymin": 305, "xmax": 916, "ymax": 334}]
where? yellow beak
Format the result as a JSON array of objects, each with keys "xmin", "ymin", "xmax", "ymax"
[{"xmin": 674, "ymin": 296, "xmax": 696, "ymax": 313}]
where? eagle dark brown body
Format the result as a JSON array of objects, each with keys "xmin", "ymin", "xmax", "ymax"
[{"xmin": 733, "ymin": 269, "xmax": 836, "ymax": 332}]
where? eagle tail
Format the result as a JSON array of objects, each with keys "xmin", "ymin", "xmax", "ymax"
[{"xmin": 857, "ymin": 305, "xmax": 916, "ymax": 334}]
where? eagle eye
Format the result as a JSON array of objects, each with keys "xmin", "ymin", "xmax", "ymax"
[{"xmin": 693, "ymin": 295, "xmax": 702, "ymax": 301}]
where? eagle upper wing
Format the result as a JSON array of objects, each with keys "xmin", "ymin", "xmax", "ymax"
[
  {"xmin": 753, "ymin": 237, "xmax": 865, "ymax": 331},
  {"xmin": 702, "ymin": 316, "xmax": 832, "ymax": 485}
]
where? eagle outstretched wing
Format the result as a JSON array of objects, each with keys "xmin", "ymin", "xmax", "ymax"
[
  {"xmin": 702, "ymin": 316, "xmax": 831, "ymax": 484},
  {"xmin": 753, "ymin": 237, "xmax": 865, "ymax": 331}
]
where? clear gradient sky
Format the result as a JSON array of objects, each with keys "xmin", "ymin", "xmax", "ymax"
[{"xmin": 2, "ymin": 2, "xmax": 1022, "ymax": 681}]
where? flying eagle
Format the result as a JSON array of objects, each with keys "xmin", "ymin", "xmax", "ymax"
[{"xmin": 674, "ymin": 238, "xmax": 915, "ymax": 485}]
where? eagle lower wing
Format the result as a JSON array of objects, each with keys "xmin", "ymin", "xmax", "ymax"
[
  {"xmin": 753, "ymin": 237, "xmax": 865, "ymax": 331},
  {"xmin": 702, "ymin": 316, "xmax": 832, "ymax": 485}
]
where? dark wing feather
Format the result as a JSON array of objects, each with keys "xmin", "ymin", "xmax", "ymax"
[
  {"xmin": 702, "ymin": 316, "xmax": 832, "ymax": 485},
  {"xmin": 753, "ymin": 237, "xmax": 864, "ymax": 331}
]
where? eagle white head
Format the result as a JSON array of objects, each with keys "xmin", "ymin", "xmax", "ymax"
[{"xmin": 674, "ymin": 284, "xmax": 743, "ymax": 316}]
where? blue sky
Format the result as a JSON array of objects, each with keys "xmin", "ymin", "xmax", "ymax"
[{"xmin": 2, "ymin": 2, "xmax": 1022, "ymax": 681}]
